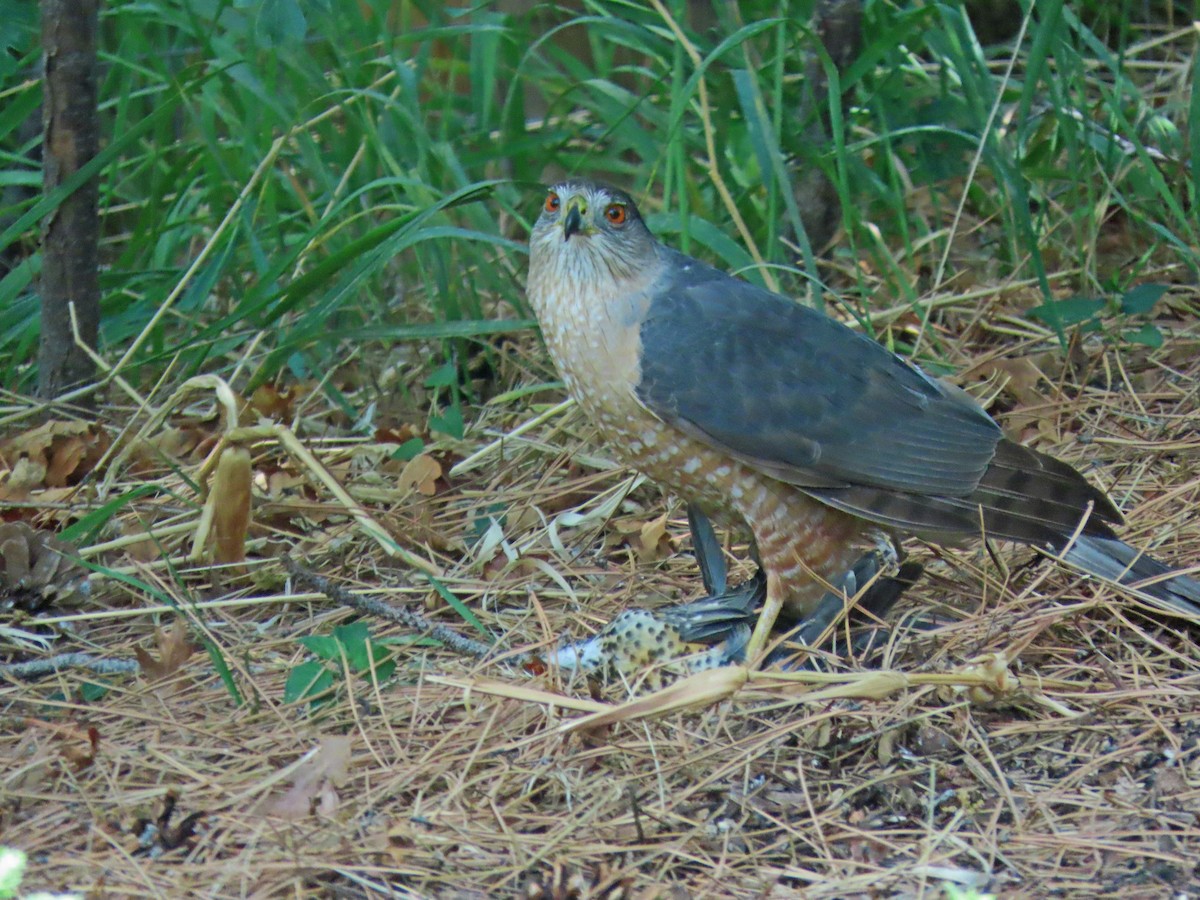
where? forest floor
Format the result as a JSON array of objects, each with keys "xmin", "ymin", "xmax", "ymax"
[{"xmin": 3, "ymin": 281, "xmax": 1200, "ymax": 898}]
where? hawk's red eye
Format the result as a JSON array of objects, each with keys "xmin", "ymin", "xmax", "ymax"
[
  {"xmin": 605, "ymin": 204, "xmax": 627, "ymax": 225},
  {"xmin": 544, "ymin": 193, "xmax": 560, "ymax": 213}
]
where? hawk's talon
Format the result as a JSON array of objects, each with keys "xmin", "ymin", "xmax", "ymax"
[{"xmin": 550, "ymin": 509, "xmax": 921, "ymax": 684}]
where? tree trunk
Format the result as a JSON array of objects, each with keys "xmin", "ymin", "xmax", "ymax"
[
  {"xmin": 37, "ymin": 0, "xmax": 100, "ymax": 401},
  {"xmin": 791, "ymin": 0, "xmax": 864, "ymax": 257}
]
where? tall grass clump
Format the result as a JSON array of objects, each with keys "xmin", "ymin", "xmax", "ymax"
[{"xmin": 0, "ymin": 0, "xmax": 1193, "ymax": 399}]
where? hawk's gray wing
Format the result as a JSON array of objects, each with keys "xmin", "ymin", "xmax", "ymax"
[
  {"xmin": 636, "ymin": 248, "xmax": 1122, "ymax": 544},
  {"xmin": 636, "ymin": 249, "xmax": 1001, "ymax": 497}
]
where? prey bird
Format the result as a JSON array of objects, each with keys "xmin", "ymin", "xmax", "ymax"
[
  {"xmin": 525, "ymin": 179, "xmax": 1200, "ymax": 664},
  {"xmin": 550, "ymin": 506, "xmax": 923, "ymax": 683}
]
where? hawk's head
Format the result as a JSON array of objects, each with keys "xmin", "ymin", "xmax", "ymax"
[{"xmin": 529, "ymin": 180, "xmax": 656, "ymax": 284}]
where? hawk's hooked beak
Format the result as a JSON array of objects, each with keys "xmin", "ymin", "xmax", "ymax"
[{"xmin": 562, "ymin": 197, "xmax": 586, "ymax": 241}]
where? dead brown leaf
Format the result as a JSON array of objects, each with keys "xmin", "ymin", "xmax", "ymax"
[
  {"xmin": 44, "ymin": 434, "xmax": 89, "ymax": 487},
  {"xmin": 0, "ymin": 420, "xmax": 110, "ymax": 489},
  {"xmin": 398, "ymin": 453, "xmax": 442, "ymax": 496},
  {"xmin": 113, "ymin": 520, "xmax": 164, "ymax": 564},
  {"xmin": 260, "ymin": 736, "xmax": 353, "ymax": 820},
  {"xmin": 152, "ymin": 425, "xmax": 209, "ymax": 461},
  {"xmin": 135, "ymin": 619, "xmax": 196, "ymax": 682},
  {"xmin": 248, "ymin": 384, "xmax": 296, "ymax": 421},
  {"xmin": 262, "ymin": 467, "xmax": 306, "ymax": 499},
  {"xmin": 0, "ymin": 456, "xmax": 48, "ymax": 503},
  {"xmin": 638, "ymin": 512, "xmax": 672, "ymax": 563},
  {"xmin": 984, "ymin": 357, "xmax": 1047, "ymax": 406},
  {"xmin": 373, "ymin": 424, "xmax": 419, "ymax": 445},
  {"xmin": 608, "ymin": 513, "xmax": 675, "ymax": 563},
  {"xmin": 24, "ymin": 719, "xmax": 100, "ymax": 772},
  {"xmin": 961, "ymin": 355, "xmax": 1061, "ymax": 442}
]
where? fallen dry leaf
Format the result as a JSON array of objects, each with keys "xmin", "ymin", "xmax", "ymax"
[
  {"xmin": 981, "ymin": 357, "xmax": 1046, "ymax": 406},
  {"xmin": 0, "ymin": 456, "xmax": 48, "ymax": 503},
  {"xmin": 961, "ymin": 356, "xmax": 1059, "ymax": 442},
  {"xmin": 638, "ymin": 512, "xmax": 672, "ymax": 563},
  {"xmin": 115, "ymin": 520, "xmax": 164, "ymax": 564},
  {"xmin": 249, "ymin": 383, "xmax": 296, "ymax": 421},
  {"xmin": 262, "ymin": 467, "xmax": 306, "ymax": 499},
  {"xmin": 398, "ymin": 453, "xmax": 442, "ymax": 496},
  {"xmin": 0, "ymin": 420, "xmax": 110, "ymax": 489},
  {"xmin": 24, "ymin": 719, "xmax": 100, "ymax": 773},
  {"xmin": 260, "ymin": 736, "xmax": 353, "ymax": 820},
  {"xmin": 373, "ymin": 424, "xmax": 419, "ymax": 445},
  {"xmin": 148, "ymin": 425, "xmax": 209, "ymax": 462},
  {"xmin": 135, "ymin": 619, "xmax": 196, "ymax": 682},
  {"xmin": 44, "ymin": 433, "xmax": 89, "ymax": 487},
  {"xmin": 609, "ymin": 513, "xmax": 674, "ymax": 562}
]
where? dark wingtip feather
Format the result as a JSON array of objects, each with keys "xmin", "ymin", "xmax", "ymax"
[{"xmin": 688, "ymin": 504, "xmax": 727, "ymax": 596}]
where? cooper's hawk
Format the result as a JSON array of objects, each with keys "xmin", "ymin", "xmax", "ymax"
[{"xmin": 526, "ymin": 179, "xmax": 1200, "ymax": 664}]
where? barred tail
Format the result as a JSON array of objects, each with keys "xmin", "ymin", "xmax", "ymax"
[{"xmin": 1058, "ymin": 534, "xmax": 1200, "ymax": 618}]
